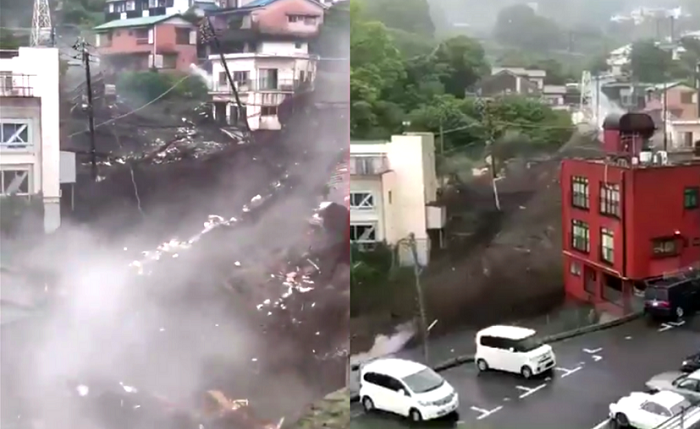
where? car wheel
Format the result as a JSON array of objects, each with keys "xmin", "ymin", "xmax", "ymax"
[
  {"xmin": 614, "ymin": 412, "xmax": 629, "ymax": 427},
  {"xmin": 409, "ymin": 408, "xmax": 423, "ymax": 422},
  {"xmin": 362, "ymin": 396, "xmax": 374, "ymax": 413},
  {"xmin": 521, "ymin": 366, "xmax": 533, "ymax": 379},
  {"xmin": 676, "ymin": 306, "xmax": 684, "ymax": 320},
  {"xmin": 477, "ymin": 359, "xmax": 489, "ymax": 372}
]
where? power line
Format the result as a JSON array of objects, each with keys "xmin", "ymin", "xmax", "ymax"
[{"xmin": 68, "ymin": 71, "xmax": 200, "ymax": 138}]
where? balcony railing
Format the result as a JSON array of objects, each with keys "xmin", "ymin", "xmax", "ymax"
[
  {"xmin": 135, "ymin": 38, "xmax": 150, "ymax": 45},
  {"xmin": 0, "ymin": 73, "xmax": 35, "ymax": 97},
  {"xmin": 349, "ymin": 155, "xmax": 390, "ymax": 175},
  {"xmin": 210, "ymin": 78, "xmax": 312, "ymax": 93}
]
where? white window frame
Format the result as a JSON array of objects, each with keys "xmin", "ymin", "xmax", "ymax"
[
  {"xmin": 0, "ymin": 120, "xmax": 32, "ymax": 151},
  {"xmin": 350, "ymin": 222, "xmax": 377, "ymax": 243},
  {"xmin": 0, "ymin": 166, "xmax": 33, "ymax": 196},
  {"xmin": 350, "ymin": 191, "xmax": 374, "ymax": 210},
  {"xmin": 601, "ymin": 228, "xmax": 614, "ymax": 264},
  {"xmin": 126, "ymin": 0, "xmax": 136, "ymax": 10}
]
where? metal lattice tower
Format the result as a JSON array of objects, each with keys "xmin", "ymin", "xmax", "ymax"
[{"xmin": 31, "ymin": 0, "xmax": 53, "ymax": 47}]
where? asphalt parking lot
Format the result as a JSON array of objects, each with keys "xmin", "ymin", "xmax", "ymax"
[{"xmin": 351, "ymin": 317, "xmax": 700, "ymax": 429}]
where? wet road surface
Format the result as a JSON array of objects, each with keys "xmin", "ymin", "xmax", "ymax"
[{"xmin": 351, "ymin": 316, "xmax": 700, "ymax": 429}]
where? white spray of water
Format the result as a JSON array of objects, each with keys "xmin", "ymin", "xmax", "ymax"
[
  {"xmin": 189, "ymin": 63, "xmax": 214, "ymax": 89},
  {"xmin": 349, "ymin": 322, "xmax": 416, "ymax": 368}
]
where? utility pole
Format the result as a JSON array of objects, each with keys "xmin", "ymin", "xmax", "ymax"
[
  {"xmin": 595, "ymin": 73, "xmax": 601, "ymax": 129},
  {"xmin": 200, "ymin": 17, "xmax": 252, "ymax": 137},
  {"xmin": 75, "ymin": 39, "xmax": 98, "ymax": 181},
  {"xmin": 483, "ymin": 100, "xmax": 501, "ymax": 211},
  {"xmin": 407, "ymin": 233, "xmax": 429, "ymax": 364},
  {"xmin": 438, "ymin": 120, "xmax": 444, "ymax": 156},
  {"xmin": 663, "ymin": 80, "xmax": 668, "ymax": 151},
  {"xmin": 696, "ymin": 62, "xmax": 700, "ymax": 119},
  {"xmin": 669, "ymin": 15, "xmax": 675, "ymax": 43}
]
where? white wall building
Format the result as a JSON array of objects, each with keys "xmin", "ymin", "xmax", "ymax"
[
  {"xmin": 349, "ymin": 133, "xmax": 446, "ymax": 266},
  {"xmin": 209, "ymin": 41, "xmax": 317, "ymax": 130},
  {"xmin": 0, "ymin": 47, "xmax": 70, "ymax": 233}
]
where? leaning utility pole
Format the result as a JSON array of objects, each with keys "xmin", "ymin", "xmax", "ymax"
[
  {"xmin": 482, "ymin": 99, "xmax": 501, "ymax": 211},
  {"xmin": 74, "ymin": 39, "xmax": 98, "ymax": 180},
  {"xmin": 407, "ymin": 233, "xmax": 429, "ymax": 364},
  {"xmin": 199, "ymin": 17, "xmax": 252, "ymax": 138}
]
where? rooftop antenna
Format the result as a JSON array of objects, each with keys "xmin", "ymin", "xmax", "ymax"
[{"xmin": 31, "ymin": 0, "xmax": 53, "ymax": 47}]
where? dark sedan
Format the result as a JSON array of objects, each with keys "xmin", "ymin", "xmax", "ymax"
[{"xmin": 683, "ymin": 352, "xmax": 700, "ymax": 373}]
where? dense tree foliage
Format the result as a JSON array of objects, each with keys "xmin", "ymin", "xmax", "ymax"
[
  {"xmin": 628, "ymin": 38, "xmax": 700, "ymax": 83},
  {"xmin": 350, "ymin": 0, "xmax": 573, "ymax": 157}
]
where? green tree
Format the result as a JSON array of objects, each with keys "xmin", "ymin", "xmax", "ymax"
[
  {"xmin": 432, "ymin": 36, "xmax": 490, "ymax": 97},
  {"xmin": 629, "ymin": 40, "xmax": 673, "ymax": 83},
  {"xmin": 0, "ymin": 29, "xmax": 25, "ymax": 50}
]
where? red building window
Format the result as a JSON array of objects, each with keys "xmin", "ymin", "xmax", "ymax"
[
  {"xmin": 600, "ymin": 228, "xmax": 614, "ymax": 264},
  {"xmin": 599, "ymin": 182, "xmax": 621, "ymax": 217},
  {"xmin": 571, "ymin": 176, "xmax": 589, "ymax": 209},
  {"xmin": 685, "ymin": 187, "xmax": 699, "ymax": 209},
  {"xmin": 652, "ymin": 238, "xmax": 679, "ymax": 258},
  {"xmin": 571, "ymin": 219, "xmax": 590, "ymax": 253}
]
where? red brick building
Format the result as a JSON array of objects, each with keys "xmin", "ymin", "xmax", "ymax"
[
  {"xmin": 561, "ymin": 112, "xmax": 700, "ymax": 314},
  {"xmin": 94, "ymin": 14, "xmax": 198, "ymax": 72}
]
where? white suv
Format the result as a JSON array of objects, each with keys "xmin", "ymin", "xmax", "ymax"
[
  {"xmin": 359, "ymin": 358, "xmax": 459, "ymax": 422},
  {"xmin": 475, "ymin": 325, "xmax": 556, "ymax": 378}
]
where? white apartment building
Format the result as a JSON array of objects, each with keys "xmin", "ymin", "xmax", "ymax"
[
  {"xmin": 0, "ymin": 47, "xmax": 73, "ymax": 233},
  {"xmin": 350, "ymin": 133, "xmax": 446, "ymax": 266},
  {"xmin": 209, "ymin": 41, "xmax": 317, "ymax": 130}
]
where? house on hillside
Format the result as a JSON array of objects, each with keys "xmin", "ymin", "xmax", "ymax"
[
  {"xmin": 478, "ymin": 69, "xmax": 540, "ymax": 97},
  {"xmin": 205, "ymin": 0, "xmax": 327, "ymax": 130},
  {"xmin": 645, "ymin": 82, "xmax": 698, "ymax": 120},
  {"xmin": 94, "ymin": 14, "xmax": 199, "ymax": 72}
]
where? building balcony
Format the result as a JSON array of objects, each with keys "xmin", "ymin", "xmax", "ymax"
[
  {"xmin": 0, "ymin": 73, "xmax": 36, "ymax": 97},
  {"xmin": 349, "ymin": 155, "xmax": 390, "ymax": 176},
  {"xmin": 209, "ymin": 78, "xmax": 312, "ymax": 94}
]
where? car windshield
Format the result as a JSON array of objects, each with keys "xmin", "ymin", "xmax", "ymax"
[
  {"xmin": 645, "ymin": 288, "xmax": 667, "ymax": 300},
  {"xmin": 513, "ymin": 334, "xmax": 543, "ymax": 352},
  {"xmin": 402, "ymin": 368, "xmax": 444, "ymax": 394},
  {"xmin": 670, "ymin": 399, "xmax": 692, "ymax": 415}
]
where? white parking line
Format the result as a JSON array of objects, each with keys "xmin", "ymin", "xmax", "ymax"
[
  {"xmin": 516, "ymin": 383, "xmax": 547, "ymax": 398},
  {"xmin": 658, "ymin": 323, "xmax": 674, "ymax": 332},
  {"xmin": 555, "ymin": 366, "xmax": 583, "ymax": 378},
  {"xmin": 583, "ymin": 348, "xmax": 602, "ymax": 354},
  {"xmin": 591, "ymin": 418, "xmax": 611, "ymax": 429},
  {"xmin": 470, "ymin": 405, "xmax": 503, "ymax": 420}
]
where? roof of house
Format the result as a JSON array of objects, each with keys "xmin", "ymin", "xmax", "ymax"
[
  {"xmin": 492, "ymin": 67, "xmax": 546, "ymax": 78},
  {"xmin": 93, "ymin": 14, "xmax": 189, "ymax": 31},
  {"xmin": 193, "ymin": 1, "xmax": 220, "ymax": 11},
  {"xmin": 209, "ymin": 0, "xmax": 326, "ymax": 14}
]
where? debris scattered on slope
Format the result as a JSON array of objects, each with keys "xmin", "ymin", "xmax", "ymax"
[{"xmin": 289, "ymin": 388, "xmax": 349, "ymax": 429}]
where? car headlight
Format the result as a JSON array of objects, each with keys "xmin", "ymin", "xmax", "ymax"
[{"xmin": 682, "ymin": 360, "xmax": 688, "ymax": 366}]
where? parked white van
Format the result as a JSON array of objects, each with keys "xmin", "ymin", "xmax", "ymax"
[
  {"xmin": 475, "ymin": 325, "xmax": 556, "ymax": 379},
  {"xmin": 359, "ymin": 358, "xmax": 459, "ymax": 421}
]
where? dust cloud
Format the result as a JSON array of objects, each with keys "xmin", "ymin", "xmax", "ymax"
[{"xmin": 1, "ymin": 54, "xmax": 349, "ymax": 429}]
